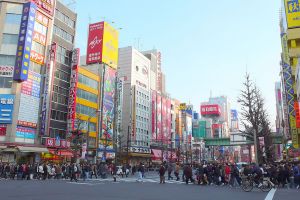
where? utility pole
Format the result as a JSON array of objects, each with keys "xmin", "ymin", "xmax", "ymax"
[{"xmin": 253, "ymin": 129, "xmax": 258, "ymax": 164}]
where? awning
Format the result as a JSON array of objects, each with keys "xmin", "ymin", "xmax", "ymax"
[
  {"xmin": 0, "ymin": 145, "xmax": 7, "ymax": 150},
  {"xmin": 18, "ymin": 146, "xmax": 49, "ymax": 153},
  {"xmin": 151, "ymin": 149, "xmax": 177, "ymax": 161},
  {"xmin": 48, "ymin": 149, "xmax": 73, "ymax": 157},
  {"xmin": 1, "ymin": 148, "xmax": 18, "ymax": 152},
  {"xmin": 151, "ymin": 149, "xmax": 162, "ymax": 160}
]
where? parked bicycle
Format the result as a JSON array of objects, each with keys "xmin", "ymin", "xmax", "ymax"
[{"xmin": 241, "ymin": 174, "xmax": 274, "ymax": 192}]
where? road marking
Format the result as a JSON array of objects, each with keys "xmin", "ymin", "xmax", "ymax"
[{"xmin": 265, "ymin": 188, "xmax": 276, "ymax": 200}]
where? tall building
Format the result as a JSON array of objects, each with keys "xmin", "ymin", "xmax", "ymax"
[
  {"xmin": 0, "ymin": 0, "xmax": 57, "ymax": 163},
  {"xmin": 118, "ymin": 46, "xmax": 151, "ymax": 165},
  {"xmin": 280, "ymin": 0, "xmax": 300, "ymax": 149}
]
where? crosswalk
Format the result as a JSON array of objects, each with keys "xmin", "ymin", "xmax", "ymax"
[{"xmin": 66, "ymin": 176, "xmax": 187, "ymax": 185}]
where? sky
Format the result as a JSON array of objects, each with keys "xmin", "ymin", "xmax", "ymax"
[{"xmin": 70, "ymin": 0, "xmax": 282, "ymax": 130}]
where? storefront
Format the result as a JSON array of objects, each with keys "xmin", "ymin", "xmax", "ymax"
[{"xmin": 151, "ymin": 149, "xmax": 177, "ymax": 165}]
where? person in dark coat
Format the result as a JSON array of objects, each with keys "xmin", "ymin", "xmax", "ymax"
[
  {"xmin": 184, "ymin": 164, "xmax": 194, "ymax": 184},
  {"xmin": 159, "ymin": 164, "xmax": 166, "ymax": 184}
]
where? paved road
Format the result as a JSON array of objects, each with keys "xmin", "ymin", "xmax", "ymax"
[{"xmin": 0, "ymin": 177, "xmax": 298, "ymax": 200}]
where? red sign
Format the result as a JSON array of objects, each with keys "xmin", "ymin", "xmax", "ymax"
[
  {"xmin": 0, "ymin": 125, "xmax": 6, "ymax": 136},
  {"xmin": 17, "ymin": 120, "xmax": 37, "ymax": 128},
  {"xmin": 67, "ymin": 68, "xmax": 78, "ymax": 131},
  {"xmin": 45, "ymin": 138, "xmax": 70, "ymax": 148},
  {"xmin": 86, "ymin": 22, "xmax": 104, "ymax": 64},
  {"xmin": 201, "ymin": 104, "xmax": 221, "ymax": 116},
  {"xmin": 294, "ymin": 102, "xmax": 300, "ymax": 128},
  {"xmin": 31, "ymin": 0, "xmax": 55, "ymax": 16},
  {"xmin": 30, "ymin": 50, "xmax": 45, "ymax": 64},
  {"xmin": 33, "ymin": 31, "xmax": 46, "ymax": 46},
  {"xmin": 35, "ymin": 11, "xmax": 49, "ymax": 26}
]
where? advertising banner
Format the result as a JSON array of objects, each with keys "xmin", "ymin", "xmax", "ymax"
[
  {"xmin": 45, "ymin": 138, "xmax": 70, "ymax": 148},
  {"xmin": 116, "ymin": 78, "xmax": 123, "ymax": 137},
  {"xmin": 15, "ymin": 126, "xmax": 35, "ymax": 144},
  {"xmin": 281, "ymin": 32, "xmax": 299, "ymax": 148},
  {"xmin": 151, "ymin": 91, "xmax": 157, "ymax": 140},
  {"xmin": 0, "ymin": 125, "xmax": 7, "ymax": 136},
  {"xmin": 161, "ymin": 96, "xmax": 166, "ymax": 142},
  {"xmin": 231, "ymin": 109, "xmax": 238, "ymax": 121},
  {"xmin": 0, "ymin": 66, "xmax": 14, "ymax": 77},
  {"xmin": 40, "ymin": 43, "xmax": 57, "ymax": 135},
  {"xmin": 31, "ymin": 0, "xmax": 55, "ymax": 17},
  {"xmin": 166, "ymin": 98, "xmax": 171, "ymax": 144},
  {"xmin": 201, "ymin": 104, "xmax": 221, "ymax": 116},
  {"xmin": 13, "ymin": 2, "xmax": 37, "ymax": 82},
  {"xmin": 156, "ymin": 94, "xmax": 162, "ymax": 140},
  {"xmin": 102, "ymin": 22, "xmax": 119, "ymax": 69},
  {"xmin": 101, "ymin": 67, "xmax": 116, "ymax": 140},
  {"xmin": 30, "ymin": 50, "xmax": 45, "ymax": 65},
  {"xmin": 33, "ymin": 31, "xmax": 46, "ymax": 46},
  {"xmin": 284, "ymin": 0, "xmax": 300, "ymax": 28},
  {"xmin": 18, "ymin": 71, "xmax": 41, "ymax": 128},
  {"xmin": 0, "ymin": 94, "xmax": 15, "ymax": 124},
  {"xmin": 67, "ymin": 68, "xmax": 78, "ymax": 132},
  {"xmin": 35, "ymin": 11, "xmax": 49, "ymax": 26},
  {"xmin": 86, "ymin": 22, "xmax": 104, "ymax": 64}
]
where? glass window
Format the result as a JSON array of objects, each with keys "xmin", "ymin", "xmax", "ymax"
[
  {"xmin": 31, "ymin": 41, "xmax": 45, "ymax": 55},
  {"xmin": 29, "ymin": 61, "xmax": 41, "ymax": 74},
  {"xmin": 5, "ymin": 13, "xmax": 21, "ymax": 24},
  {"xmin": 78, "ymin": 74, "xmax": 98, "ymax": 90},
  {"xmin": 2, "ymin": 33, "xmax": 18, "ymax": 45},
  {"xmin": 6, "ymin": 3, "xmax": 23, "ymax": 14},
  {"xmin": 0, "ymin": 55, "xmax": 15, "ymax": 65},
  {"xmin": 0, "ymin": 77, "xmax": 13, "ymax": 88},
  {"xmin": 77, "ymin": 88, "xmax": 98, "ymax": 103}
]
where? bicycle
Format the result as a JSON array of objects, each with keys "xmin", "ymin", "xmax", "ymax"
[{"xmin": 241, "ymin": 174, "xmax": 274, "ymax": 192}]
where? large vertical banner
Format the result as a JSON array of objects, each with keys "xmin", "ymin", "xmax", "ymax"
[
  {"xmin": 86, "ymin": 22, "xmax": 104, "ymax": 64},
  {"xmin": 151, "ymin": 91, "xmax": 157, "ymax": 141},
  {"xmin": 161, "ymin": 96, "xmax": 166, "ymax": 143},
  {"xmin": 166, "ymin": 98, "xmax": 171, "ymax": 144},
  {"xmin": 281, "ymin": 32, "xmax": 299, "ymax": 148},
  {"xmin": 40, "ymin": 43, "xmax": 57, "ymax": 135},
  {"xmin": 13, "ymin": 2, "xmax": 37, "ymax": 82},
  {"xmin": 101, "ymin": 67, "xmax": 116, "ymax": 140},
  {"xmin": 156, "ymin": 94, "xmax": 162, "ymax": 140}
]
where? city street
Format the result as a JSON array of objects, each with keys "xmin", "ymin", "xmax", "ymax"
[{"xmin": 0, "ymin": 177, "xmax": 298, "ymax": 200}]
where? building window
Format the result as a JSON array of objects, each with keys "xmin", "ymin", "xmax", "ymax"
[
  {"xmin": 76, "ymin": 104, "xmax": 96, "ymax": 116},
  {"xmin": 34, "ymin": 21, "xmax": 47, "ymax": 36},
  {"xmin": 0, "ymin": 55, "xmax": 15, "ymax": 65},
  {"xmin": 5, "ymin": 13, "xmax": 21, "ymax": 24},
  {"xmin": 0, "ymin": 77, "xmax": 13, "ymax": 88},
  {"xmin": 54, "ymin": 69, "xmax": 70, "ymax": 83},
  {"xmin": 31, "ymin": 41, "xmax": 45, "ymax": 55},
  {"xmin": 55, "ymin": 9, "xmax": 75, "ymax": 29},
  {"xmin": 50, "ymin": 110, "xmax": 67, "ymax": 121},
  {"xmin": 29, "ymin": 61, "xmax": 41, "ymax": 74},
  {"xmin": 78, "ymin": 73, "xmax": 98, "ymax": 90},
  {"xmin": 56, "ymin": 45, "xmax": 72, "ymax": 66},
  {"xmin": 54, "ymin": 25, "xmax": 74, "ymax": 43},
  {"xmin": 77, "ymin": 88, "xmax": 98, "ymax": 103},
  {"xmin": 2, "ymin": 33, "xmax": 18, "ymax": 45}
]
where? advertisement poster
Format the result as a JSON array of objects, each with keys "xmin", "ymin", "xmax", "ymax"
[
  {"xmin": 0, "ymin": 66, "xmax": 14, "ymax": 77},
  {"xmin": 166, "ymin": 98, "xmax": 171, "ymax": 144},
  {"xmin": 0, "ymin": 94, "xmax": 15, "ymax": 124},
  {"xmin": 151, "ymin": 91, "xmax": 157, "ymax": 141},
  {"xmin": 101, "ymin": 67, "xmax": 116, "ymax": 141},
  {"xmin": 18, "ymin": 71, "xmax": 41, "ymax": 128},
  {"xmin": 15, "ymin": 126, "xmax": 36, "ymax": 144},
  {"xmin": 284, "ymin": 0, "xmax": 300, "ymax": 29},
  {"xmin": 13, "ymin": 2, "xmax": 37, "ymax": 82},
  {"xmin": 86, "ymin": 22, "xmax": 104, "ymax": 64},
  {"xmin": 31, "ymin": 0, "xmax": 55, "ymax": 16},
  {"xmin": 161, "ymin": 97, "xmax": 166, "ymax": 142}
]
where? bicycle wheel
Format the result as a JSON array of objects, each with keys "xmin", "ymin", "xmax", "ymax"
[
  {"xmin": 260, "ymin": 180, "xmax": 272, "ymax": 192},
  {"xmin": 241, "ymin": 180, "xmax": 253, "ymax": 192}
]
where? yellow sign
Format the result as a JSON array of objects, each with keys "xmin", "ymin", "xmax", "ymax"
[
  {"xmin": 179, "ymin": 103, "xmax": 186, "ymax": 110},
  {"xmin": 102, "ymin": 22, "xmax": 119, "ymax": 69},
  {"xmin": 285, "ymin": 0, "xmax": 300, "ymax": 28}
]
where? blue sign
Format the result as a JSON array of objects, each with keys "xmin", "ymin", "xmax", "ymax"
[
  {"xmin": 0, "ymin": 94, "xmax": 15, "ymax": 124},
  {"xmin": 13, "ymin": 2, "xmax": 37, "ymax": 82},
  {"xmin": 231, "ymin": 109, "xmax": 238, "ymax": 121},
  {"xmin": 16, "ymin": 126, "xmax": 35, "ymax": 139},
  {"xmin": 193, "ymin": 112, "xmax": 199, "ymax": 120}
]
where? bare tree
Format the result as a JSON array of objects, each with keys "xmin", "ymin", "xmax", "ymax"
[{"xmin": 238, "ymin": 73, "xmax": 273, "ymax": 164}]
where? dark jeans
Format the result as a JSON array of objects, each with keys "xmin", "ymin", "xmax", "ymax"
[{"xmin": 185, "ymin": 176, "xmax": 194, "ymax": 184}]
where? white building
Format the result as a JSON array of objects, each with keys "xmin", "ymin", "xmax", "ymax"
[{"xmin": 118, "ymin": 46, "xmax": 151, "ymax": 164}]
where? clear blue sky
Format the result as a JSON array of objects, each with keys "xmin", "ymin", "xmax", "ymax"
[{"xmin": 73, "ymin": 0, "xmax": 282, "ymax": 130}]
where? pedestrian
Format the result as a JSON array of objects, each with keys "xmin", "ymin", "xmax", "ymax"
[
  {"xmin": 183, "ymin": 164, "xmax": 194, "ymax": 184},
  {"xmin": 136, "ymin": 163, "xmax": 144, "ymax": 182},
  {"xmin": 168, "ymin": 164, "xmax": 173, "ymax": 180},
  {"xmin": 293, "ymin": 163, "xmax": 300, "ymax": 189},
  {"xmin": 174, "ymin": 163, "xmax": 180, "ymax": 181},
  {"xmin": 159, "ymin": 163, "xmax": 166, "ymax": 184},
  {"xmin": 70, "ymin": 163, "xmax": 78, "ymax": 182}
]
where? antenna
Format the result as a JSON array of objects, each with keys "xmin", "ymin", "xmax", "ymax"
[
  {"xmin": 88, "ymin": 14, "xmax": 91, "ymax": 24},
  {"xmin": 210, "ymin": 90, "xmax": 212, "ymax": 98}
]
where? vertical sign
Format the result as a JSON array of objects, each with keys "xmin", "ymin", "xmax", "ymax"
[
  {"xmin": 0, "ymin": 95, "xmax": 15, "ymax": 124},
  {"xmin": 40, "ymin": 43, "xmax": 57, "ymax": 135},
  {"xmin": 13, "ymin": 2, "xmax": 37, "ymax": 82},
  {"xmin": 67, "ymin": 48, "xmax": 80, "ymax": 133},
  {"xmin": 166, "ymin": 98, "xmax": 171, "ymax": 144},
  {"xmin": 86, "ymin": 22, "xmax": 104, "ymax": 64},
  {"xmin": 151, "ymin": 91, "xmax": 157, "ymax": 141},
  {"xmin": 156, "ymin": 94, "xmax": 162, "ymax": 140},
  {"xmin": 31, "ymin": 0, "xmax": 55, "ymax": 16}
]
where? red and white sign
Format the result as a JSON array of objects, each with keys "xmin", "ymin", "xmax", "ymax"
[
  {"xmin": 31, "ymin": 0, "xmax": 55, "ymax": 16},
  {"xmin": 86, "ymin": 22, "xmax": 104, "ymax": 64},
  {"xmin": 72, "ymin": 48, "xmax": 80, "ymax": 69},
  {"xmin": 201, "ymin": 104, "xmax": 221, "ymax": 116},
  {"xmin": 30, "ymin": 50, "xmax": 45, "ymax": 64},
  {"xmin": 67, "ymin": 68, "xmax": 78, "ymax": 131},
  {"xmin": 33, "ymin": 31, "xmax": 46, "ymax": 46},
  {"xmin": 0, "ymin": 66, "xmax": 14, "ymax": 77},
  {"xmin": 45, "ymin": 138, "xmax": 70, "ymax": 148},
  {"xmin": 35, "ymin": 11, "xmax": 49, "ymax": 26}
]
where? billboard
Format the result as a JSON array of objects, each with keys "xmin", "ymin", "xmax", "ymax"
[
  {"xmin": 87, "ymin": 22, "xmax": 104, "ymax": 64},
  {"xmin": 161, "ymin": 96, "xmax": 166, "ymax": 142},
  {"xmin": 40, "ymin": 43, "xmax": 57, "ymax": 135},
  {"xmin": 18, "ymin": 71, "xmax": 41, "ymax": 128},
  {"xmin": 67, "ymin": 68, "xmax": 78, "ymax": 132},
  {"xmin": 31, "ymin": 0, "xmax": 55, "ymax": 16},
  {"xmin": 0, "ymin": 94, "xmax": 15, "ymax": 124},
  {"xmin": 201, "ymin": 104, "xmax": 221, "ymax": 116},
  {"xmin": 166, "ymin": 98, "xmax": 171, "ymax": 144},
  {"xmin": 284, "ymin": 0, "xmax": 300, "ymax": 28},
  {"xmin": 13, "ymin": 2, "xmax": 37, "ymax": 82},
  {"xmin": 151, "ymin": 91, "xmax": 157, "ymax": 140},
  {"xmin": 102, "ymin": 22, "xmax": 119, "ymax": 69},
  {"xmin": 15, "ymin": 126, "xmax": 35, "ymax": 144},
  {"xmin": 101, "ymin": 66, "xmax": 116, "ymax": 140}
]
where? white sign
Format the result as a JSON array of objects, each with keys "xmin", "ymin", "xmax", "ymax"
[{"xmin": 0, "ymin": 66, "xmax": 14, "ymax": 77}]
